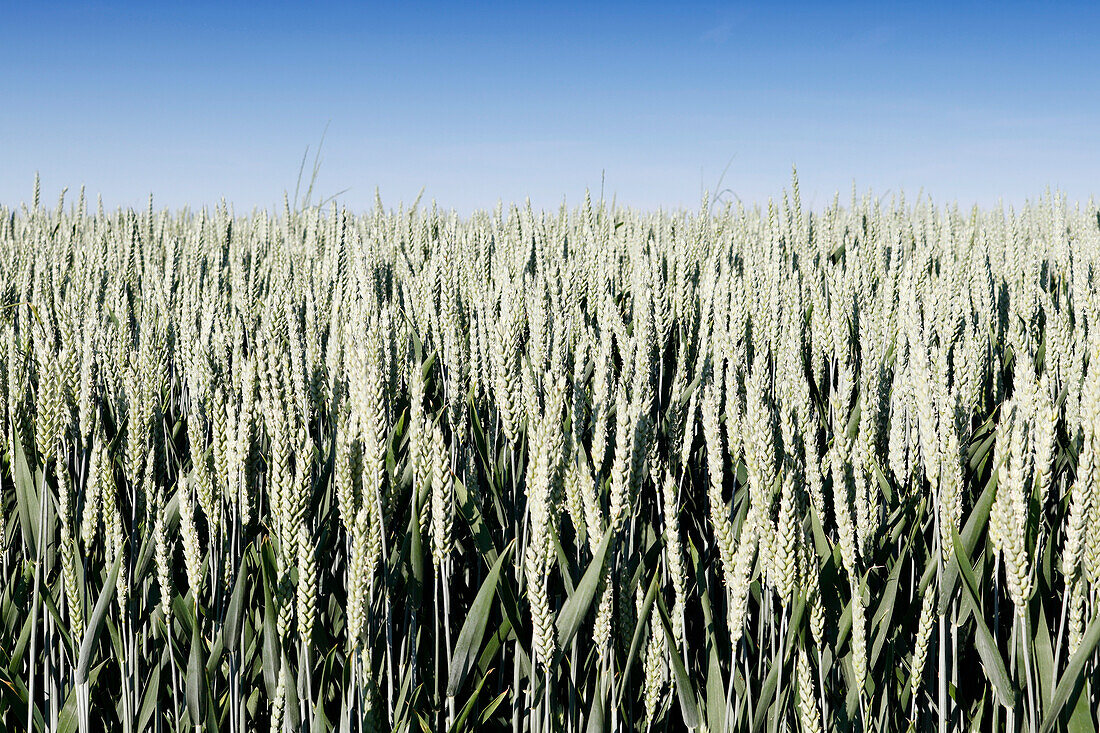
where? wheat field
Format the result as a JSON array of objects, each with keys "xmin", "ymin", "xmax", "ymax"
[{"xmin": 1, "ymin": 176, "xmax": 1098, "ymax": 731}]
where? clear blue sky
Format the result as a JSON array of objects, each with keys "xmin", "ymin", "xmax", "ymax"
[{"xmin": 3, "ymin": 2, "xmax": 1098, "ymax": 213}]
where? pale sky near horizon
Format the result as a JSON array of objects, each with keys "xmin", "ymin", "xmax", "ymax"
[{"xmin": 3, "ymin": 1, "xmax": 1098, "ymax": 214}]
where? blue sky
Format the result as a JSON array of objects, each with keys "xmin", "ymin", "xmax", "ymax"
[{"xmin": 3, "ymin": 2, "xmax": 1098, "ymax": 213}]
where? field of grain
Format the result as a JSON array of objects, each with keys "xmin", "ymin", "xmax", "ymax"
[{"xmin": 0, "ymin": 178, "xmax": 1098, "ymax": 731}]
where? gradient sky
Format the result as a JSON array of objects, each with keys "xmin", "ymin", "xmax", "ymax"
[{"xmin": 3, "ymin": 2, "xmax": 1098, "ymax": 213}]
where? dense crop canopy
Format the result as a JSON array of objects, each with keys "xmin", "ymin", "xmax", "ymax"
[{"xmin": 0, "ymin": 178, "xmax": 1098, "ymax": 731}]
